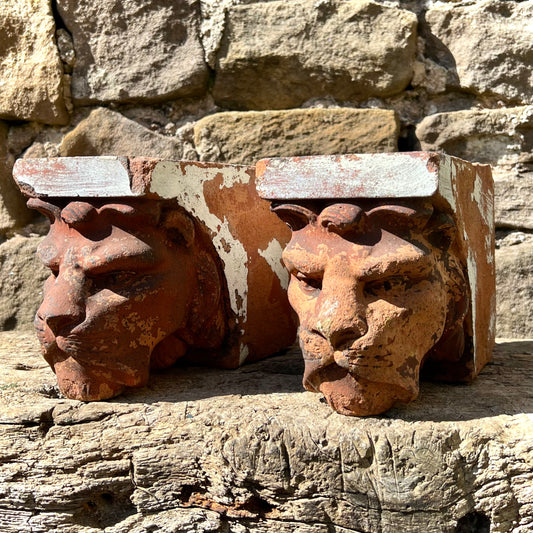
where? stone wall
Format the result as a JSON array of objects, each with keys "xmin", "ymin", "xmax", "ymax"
[{"xmin": 1, "ymin": 0, "xmax": 532, "ymax": 337}]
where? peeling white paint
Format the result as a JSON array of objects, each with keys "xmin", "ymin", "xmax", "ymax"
[
  {"xmin": 471, "ymin": 175, "xmax": 483, "ymax": 208},
  {"xmin": 239, "ymin": 342, "xmax": 249, "ymax": 365},
  {"xmin": 485, "ymin": 234, "xmax": 494, "ymax": 264},
  {"xmin": 434, "ymin": 155, "xmax": 495, "ymax": 371},
  {"xmin": 150, "ymin": 162, "xmax": 249, "ymax": 324},
  {"xmin": 466, "ymin": 246, "xmax": 478, "ymax": 367},
  {"xmin": 471, "ymin": 174, "xmax": 492, "ymax": 229},
  {"xmin": 489, "ymin": 293, "xmax": 497, "ymax": 341},
  {"xmin": 471, "ymin": 171, "xmax": 495, "ymax": 264},
  {"xmin": 437, "ymin": 155, "xmax": 457, "ymax": 212},
  {"xmin": 258, "ymin": 239, "xmax": 289, "ymax": 290},
  {"xmin": 219, "ymin": 165, "xmax": 250, "ymax": 188}
]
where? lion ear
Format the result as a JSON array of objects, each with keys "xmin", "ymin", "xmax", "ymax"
[
  {"xmin": 27, "ymin": 198, "xmax": 61, "ymax": 223},
  {"xmin": 159, "ymin": 208, "xmax": 195, "ymax": 248},
  {"xmin": 271, "ymin": 203, "xmax": 316, "ymax": 231}
]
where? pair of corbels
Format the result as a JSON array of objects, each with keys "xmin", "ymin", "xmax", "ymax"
[{"xmin": 13, "ymin": 152, "xmax": 495, "ymax": 416}]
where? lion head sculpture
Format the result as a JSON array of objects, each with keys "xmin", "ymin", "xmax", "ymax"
[
  {"xmin": 273, "ymin": 199, "xmax": 469, "ymax": 416},
  {"xmin": 29, "ymin": 197, "xmax": 228, "ymax": 401}
]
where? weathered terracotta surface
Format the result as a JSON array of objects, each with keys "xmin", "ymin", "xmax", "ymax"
[
  {"xmin": 256, "ymin": 152, "xmax": 495, "ymax": 416},
  {"xmin": 12, "ymin": 157, "xmax": 296, "ymax": 400}
]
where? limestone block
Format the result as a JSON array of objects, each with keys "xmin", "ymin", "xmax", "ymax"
[
  {"xmin": 58, "ymin": 107, "xmax": 188, "ymax": 159},
  {"xmin": 213, "ymin": 1, "xmax": 417, "ymax": 109},
  {"xmin": 0, "ymin": 123, "xmax": 33, "ymax": 233},
  {"xmin": 194, "ymin": 109, "xmax": 399, "ymax": 165},
  {"xmin": 56, "ymin": 0, "xmax": 208, "ymax": 105},
  {"xmin": 0, "ymin": 236, "xmax": 48, "ymax": 331},
  {"xmin": 496, "ymin": 238, "xmax": 533, "ymax": 339},
  {"xmin": 425, "ymin": 1, "xmax": 533, "ymax": 104},
  {"xmin": 0, "ymin": 332, "xmax": 531, "ymax": 532},
  {"xmin": 0, "ymin": 0, "xmax": 68, "ymax": 124},
  {"xmin": 416, "ymin": 106, "xmax": 533, "ymax": 229}
]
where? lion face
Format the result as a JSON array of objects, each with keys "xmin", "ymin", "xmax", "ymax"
[
  {"xmin": 276, "ymin": 200, "xmax": 462, "ymax": 416},
  {"xmin": 31, "ymin": 199, "xmax": 202, "ymax": 401}
]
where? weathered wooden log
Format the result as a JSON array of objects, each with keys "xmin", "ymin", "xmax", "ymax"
[{"xmin": 0, "ymin": 331, "xmax": 532, "ymax": 533}]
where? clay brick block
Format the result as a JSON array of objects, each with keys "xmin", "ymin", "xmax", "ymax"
[
  {"xmin": 256, "ymin": 152, "xmax": 495, "ymax": 416},
  {"xmin": 13, "ymin": 157, "xmax": 296, "ymax": 400}
]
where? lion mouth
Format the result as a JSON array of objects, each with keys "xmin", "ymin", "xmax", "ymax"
[
  {"xmin": 333, "ymin": 349, "xmax": 394, "ymax": 368},
  {"xmin": 302, "ymin": 350, "xmax": 394, "ymax": 368},
  {"xmin": 299, "ymin": 329, "xmax": 393, "ymax": 368}
]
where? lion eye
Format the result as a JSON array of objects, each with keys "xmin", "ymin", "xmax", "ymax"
[
  {"xmin": 365, "ymin": 276, "xmax": 407, "ymax": 297},
  {"xmin": 88, "ymin": 271, "xmax": 139, "ymax": 294},
  {"xmin": 295, "ymin": 272, "xmax": 322, "ymax": 293},
  {"xmin": 102, "ymin": 271, "xmax": 138, "ymax": 286}
]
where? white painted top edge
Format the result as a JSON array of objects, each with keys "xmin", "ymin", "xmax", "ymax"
[
  {"xmin": 13, "ymin": 157, "xmax": 133, "ymax": 197},
  {"xmin": 256, "ymin": 153, "xmax": 440, "ymax": 199},
  {"xmin": 13, "ymin": 157, "xmax": 254, "ymax": 198}
]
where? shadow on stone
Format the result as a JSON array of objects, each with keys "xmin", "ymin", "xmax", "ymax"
[
  {"xmin": 385, "ymin": 340, "xmax": 533, "ymax": 422},
  {"xmin": 455, "ymin": 511, "xmax": 491, "ymax": 533},
  {"xmin": 116, "ymin": 341, "xmax": 533, "ymax": 423},
  {"xmin": 126, "ymin": 347, "xmax": 306, "ymax": 403},
  {"xmin": 1, "ymin": 331, "xmax": 531, "ymax": 423},
  {"xmin": 72, "ymin": 488, "xmax": 136, "ymax": 529}
]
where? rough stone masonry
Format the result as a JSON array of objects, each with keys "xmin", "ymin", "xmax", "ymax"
[{"xmin": 0, "ymin": 0, "xmax": 533, "ymax": 336}]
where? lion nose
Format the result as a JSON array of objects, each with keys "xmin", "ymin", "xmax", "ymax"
[
  {"xmin": 37, "ymin": 269, "xmax": 86, "ymax": 337},
  {"xmin": 329, "ymin": 324, "xmax": 367, "ymax": 350},
  {"xmin": 313, "ymin": 278, "xmax": 368, "ymax": 349},
  {"xmin": 43, "ymin": 312, "xmax": 84, "ymax": 337}
]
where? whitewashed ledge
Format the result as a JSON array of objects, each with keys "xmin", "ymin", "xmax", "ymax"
[{"xmin": 0, "ymin": 331, "xmax": 532, "ymax": 533}]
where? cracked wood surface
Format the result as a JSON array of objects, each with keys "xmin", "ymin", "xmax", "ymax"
[{"xmin": 0, "ymin": 331, "xmax": 532, "ymax": 533}]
